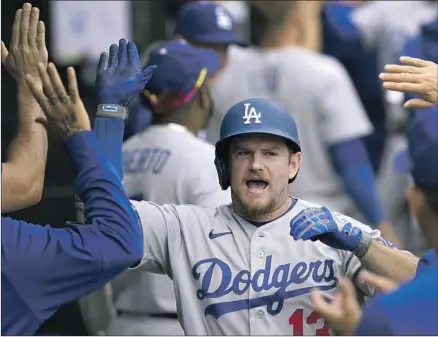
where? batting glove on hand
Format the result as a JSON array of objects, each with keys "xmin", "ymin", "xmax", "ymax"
[
  {"xmin": 95, "ymin": 39, "xmax": 156, "ymax": 107},
  {"xmin": 290, "ymin": 207, "xmax": 372, "ymax": 258}
]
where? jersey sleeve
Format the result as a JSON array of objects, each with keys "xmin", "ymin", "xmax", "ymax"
[
  {"xmin": 316, "ymin": 57, "xmax": 373, "ymax": 146},
  {"xmin": 342, "ymin": 218, "xmax": 392, "ymax": 296},
  {"xmin": 129, "ymin": 200, "xmax": 183, "ymax": 275}
]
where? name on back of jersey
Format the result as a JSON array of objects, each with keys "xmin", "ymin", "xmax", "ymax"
[{"xmin": 124, "ymin": 147, "xmax": 171, "ymax": 174}]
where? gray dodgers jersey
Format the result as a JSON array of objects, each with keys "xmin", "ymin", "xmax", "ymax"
[
  {"xmin": 207, "ymin": 46, "xmax": 373, "ymax": 216},
  {"xmin": 132, "ymin": 198, "xmax": 383, "ymax": 335},
  {"xmin": 113, "ymin": 124, "xmax": 231, "ymax": 315}
]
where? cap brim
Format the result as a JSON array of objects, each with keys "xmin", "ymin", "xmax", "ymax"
[
  {"xmin": 191, "ymin": 32, "xmax": 249, "ymax": 47},
  {"xmin": 393, "ymin": 149, "xmax": 410, "ymax": 173}
]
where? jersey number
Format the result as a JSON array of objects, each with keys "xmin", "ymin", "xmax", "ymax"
[{"xmin": 288, "ymin": 309, "xmax": 329, "ymax": 335}]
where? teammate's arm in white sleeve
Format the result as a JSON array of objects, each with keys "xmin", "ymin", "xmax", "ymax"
[
  {"xmin": 130, "ymin": 201, "xmax": 182, "ymax": 274},
  {"xmin": 317, "ymin": 57, "xmax": 373, "ymax": 143},
  {"xmin": 349, "ymin": 1, "xmax": 388, "ymax": 48},
  {"xmin": 344, "ymin": 220, "xmax": 419, "ymax": 295}
]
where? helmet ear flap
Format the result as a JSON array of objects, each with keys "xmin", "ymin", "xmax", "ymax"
[{"xmin": 214, "ymin": 155, "xmax": 230, "ymax": 190}]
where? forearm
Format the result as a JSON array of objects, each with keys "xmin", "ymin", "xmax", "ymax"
[
  {"xmin": 359, "ymin": 240, "xmax": 419, "ymax": 283},
  {"xmin": 329, "ymin": 139, "xmax": 385, "ymax": 227},
  {"xmin": 92, "ymin": 104, "xmax": 127, "ymax": 180},
  {"xmin": 1, "ymin": 87, "xmax": 48, "ymax": 212}
]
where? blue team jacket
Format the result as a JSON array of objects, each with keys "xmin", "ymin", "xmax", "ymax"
[{"xmin": 1, "ymin": 131, "xmax": 143, "ymax": 335}]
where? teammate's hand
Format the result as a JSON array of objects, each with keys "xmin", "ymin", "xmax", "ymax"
[
  {"xmin": 359, "ymin": 270, "xmax": 398, "ymax": 294},
  {"xmin": 95, "ymin": 39, "xmax": 156, "ymax": 107},
  {"xmin": 1, "ymin": 3, "xmax": 48, "ymax": 87},
  {"xmin": 380, "ymin": 56, "xmax": 438, "ymax": 109},
  {"xmin": 311, "ymin": 278, "xmax": 362, "ymax": 336},
  {"xmin": 289, "ymin": 207, "xmax": 371, "ymax": 257},
  {"xmin": 25, "ymin": 62, "xmax": 91, "ymax": 140}
]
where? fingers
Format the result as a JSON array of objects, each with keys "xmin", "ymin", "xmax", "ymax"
[
  {"xmin": 107, "ymin": 44, "xmax": 118, "ymax": 71},
  {"xmin": 127, "ymin": 41, "xmax": 139, "ymax": 67},
  {"xmin": 25, "ymin": 73, "xmax": 49, "ymax": 112},
  {"xmin": 97, "ymin": 51, "xmax": 108, "ymax": 76},
  {"xmin": 36, "ymin": 21, "xmax": 46, "ymax": 52},
  {"xmin": 28, "ymin": 7, "xmax": 40, "ymax": 49},
  {"xmin": 379, "ymin": 72, "xmax": 421, "ymax": 84},
  {"xmin": 404, "ymin": 98, "xmax": 434, "ymax": 110},
  {"xmin": 359, "ymin": 270, "xmax": 397, "ymax": 294},
  {"xmin": 10, "ymin": 9, "xmax": 23, "ymax": 50},
  {"xmin": 67, "ymin": 66, "xmax": 80, "ymax": 104},
  {"xmin": 37, "ymin": 62, "xmax": 59, "ymax": 107},
  {"xmin": 382, "ymin": 81, "xmax": 423, "ymax": 94},
  {"xmin": 400, "ymin": 56, "xmax": 432, "ymax": 67},
  {"xmin": 338, "ymin": 278, "xmax": 360, "ymax": 313},
  {"xmin": 118, "ymin": 38, "xmax": 128, "ymax": 67},
  {"xmin": 20, "ymin": 3, "xmax": 32, "ymax": 48},
  {"xmin": 383, "ymin": 64, "xmax": 422, "ymax": 75},
  {"xmin": 47, "ymin": 63, "xmax": 69, "ymax": 105},
  {"xmin": 1, "ymin": 41, "xmax": 9, "ymax": 63},
  {"xmin": 311, "ymin": 290, "xmax": 335, "ymax": 317}
]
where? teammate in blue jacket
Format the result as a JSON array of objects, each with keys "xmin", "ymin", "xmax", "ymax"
[
  {"xmin": 310, "ymin": 103, "xmax": 438, "ymax": 336},
  {"xmin": 1, "ymin": 61, "xmax": 144, "ymax": 335}
]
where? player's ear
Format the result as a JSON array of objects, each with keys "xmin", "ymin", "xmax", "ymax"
[
  {"xmin": 288, "ymin": 151, "xmax": 301, "ymax": 180},
  {"xmin": 198, "ymin": 85, "xmax": 211, "ymax": 110}
]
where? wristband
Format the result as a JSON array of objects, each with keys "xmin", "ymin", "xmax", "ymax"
[
  {"xmin": 353, "ymin": 231, "xmax": 372, "ymax": 258},
  {"xmin": 96, "ymin": 104, "xmax": 128, "ymax": 120}
]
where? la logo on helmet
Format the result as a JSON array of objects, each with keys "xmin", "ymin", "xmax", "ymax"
[{"xmin": 243, "ymin": 103, "xmax": 262, "ymax": 124}]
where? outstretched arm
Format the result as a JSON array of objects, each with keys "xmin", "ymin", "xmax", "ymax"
[{"xmin": 1, "ymin": 3, "xmax": 48, "ymax": 212}]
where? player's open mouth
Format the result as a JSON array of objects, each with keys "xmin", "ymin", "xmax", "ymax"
[{"xmin": 246, "ymin": 180, "xmax": 268, "ymax": 193}]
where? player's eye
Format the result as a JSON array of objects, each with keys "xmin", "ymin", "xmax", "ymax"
[
  {"xmin": 265, "ymin": 151, "xmax": 278, "ymax": 157},
  {"xmin": 236, "ymin": 151, "xmax": 250, "ymax": 156}
]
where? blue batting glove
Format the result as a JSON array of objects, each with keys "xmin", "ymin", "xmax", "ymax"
[
  {"xmin": 290, "ymin": 206, "xmax": 372, "ymax": 258},
  {"xmin": 95, "ymin": 39, "xmax": 156, "ymax": 107}
]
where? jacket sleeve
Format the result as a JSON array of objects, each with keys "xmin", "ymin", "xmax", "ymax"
[{"xmin": 1, "ymin": 131, "xmax": 143, "ymax": 317}]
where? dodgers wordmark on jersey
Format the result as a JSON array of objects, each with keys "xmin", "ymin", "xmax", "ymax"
[
  {"xmin": 131, "ymin": 197, "xmax": 381, "ymax": 335},
  {"xmin": 108, "ymin": 123, "xmax": 231, "ymax": 333},
  {"xmin": 207, "ymin": 45, "xmax": 373, "ymax": 217}
]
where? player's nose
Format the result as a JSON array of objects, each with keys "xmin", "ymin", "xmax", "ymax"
[{"xmin": 249, "ymin": 153, "xmax": 264, "ymax": 172}]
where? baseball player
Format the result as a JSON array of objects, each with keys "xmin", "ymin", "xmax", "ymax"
[
  {"xmin": 1, "ymin": 59, "xmax": 144, "ymax": 335},
  {"xmin": 204, "ymin": 1, "xmax": 401, "ymax": 245},
  {"xmin": 1, "ymin": 3, "xmax": 47, "ymax": 213},
  {"xmin": 311, "ymin": 106, "xmax": 438, "ymax": 336},
  {"xmin": 77, "ymin": 38, "xmax": 156, "ymax": 335},
  {"xmin": 106, "ymin": 40, "xmax": 231, "ymax": 335},
  {"xmin": 173, "ymin": 1, "xmax": 246, "ymax": 71},
  {"xmin": 129, "ymin": 96, "xmax": 417, "ymax": 335}
]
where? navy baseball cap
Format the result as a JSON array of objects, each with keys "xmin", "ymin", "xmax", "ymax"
[
  {"xmin": 394, "ymin": 108, "xmax": 438, "ymax": 187},
  {"xmin": 144, "ymin": 39, "xmax": 221, "ymax": 113},
  {"xmin": 174, "ymin": 1, "xmax": 246, "ymax": 46}
]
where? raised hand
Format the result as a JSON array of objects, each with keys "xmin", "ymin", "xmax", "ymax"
[
  {"xmin": 95, "ymin": 39, "xmax": 156, "ymax": 107},
  {"xmin": 1, "ymin": 3, "xmax": 48, "ymax": 86},
  {"xmin": 25, "ymin": 62, "xmax": 91, "ymax": 140},
  {"xmin": 311, "ymin": 278, "xmax": 362, "ymax": 336},
  {"xmin": 289, "ymin": 206, "xmax": 372, "ymax": 257},
  {"xmin": 380, "ymin": 57, "xmax": 438, "ymax": 109}
]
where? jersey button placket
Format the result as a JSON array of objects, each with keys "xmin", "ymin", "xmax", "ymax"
[{"xmin": 250, "ymin": 231, "xmax": 268, "ymax": 334}]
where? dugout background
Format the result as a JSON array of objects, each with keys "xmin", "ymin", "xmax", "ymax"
[{"xmin": 1, "ymin": 1, "xmax": 188, "ymax": 334}]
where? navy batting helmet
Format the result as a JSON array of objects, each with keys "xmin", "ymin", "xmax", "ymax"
[{"xmin": 215, "ymin": 97, "xmax": 301, "ymax": 190}]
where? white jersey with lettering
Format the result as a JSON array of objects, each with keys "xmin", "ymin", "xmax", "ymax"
[
  {"xmin": 207, "ymin": 46, "xmax": 373, "ymax": 216},
  {"xmin": 109, "ymin": 124, "xmax": 231, "ymax": 332},
  {"xmin": 132, "ymin": 197, "xmax": 382, "ymax": 335}
]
